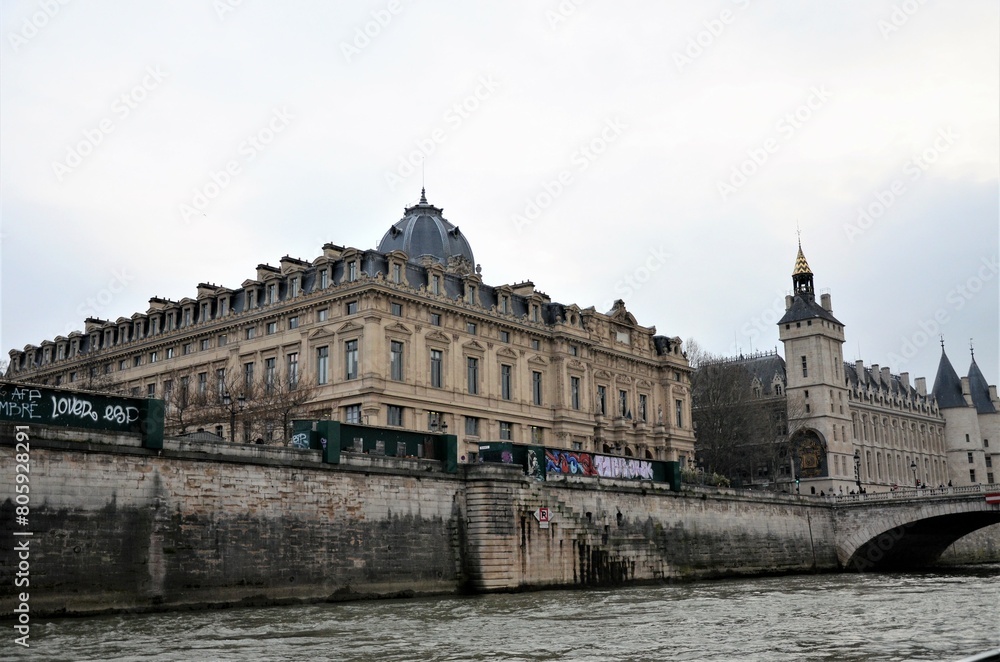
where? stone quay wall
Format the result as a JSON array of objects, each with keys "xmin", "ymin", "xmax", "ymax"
[{"xmin": 0, "ymin": 429, "xmax": 890, "ymax": 618}]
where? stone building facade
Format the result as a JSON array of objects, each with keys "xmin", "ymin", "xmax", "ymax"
[
  {"xmin": 696, "ymin": 243, "xmax": 997, "ymax": 494},
  {"xmin": 5, "ymin": 191, "xmax": 696, "ymax": 464}
]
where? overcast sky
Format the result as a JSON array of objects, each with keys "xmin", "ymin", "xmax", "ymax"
[{"xmin": 1, "ymin": 1, "xmax": 997, "ymax": 389}]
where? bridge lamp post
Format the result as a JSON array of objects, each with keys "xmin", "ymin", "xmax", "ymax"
[
  {"xmin": 910, "ymin": 459, "xmax": 918, "ymax": 488},
  {"xmin": 853, "ymin": 450, "xmax": 862, "ymax": 492}
]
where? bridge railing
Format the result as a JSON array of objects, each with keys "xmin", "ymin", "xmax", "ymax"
[{"xmin": 832, "ymin": 482, "xmax": 1000, "ymax": 503}]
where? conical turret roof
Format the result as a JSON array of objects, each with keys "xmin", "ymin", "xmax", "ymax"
[
  {"xmin": 932, "ymin": 347, "xmax": 967, "ymax": 409},
  {"xmin": 968, "ymin": 355, "xmax": 997, "ymax": 414}
]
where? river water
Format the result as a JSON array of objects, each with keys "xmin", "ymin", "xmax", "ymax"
[{"xmin": 9, "ymin": 567, "xmax": 1000, "ymax": 662}]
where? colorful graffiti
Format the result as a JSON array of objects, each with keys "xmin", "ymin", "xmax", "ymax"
[
  {"xmin": 545, "ymin": 450, "xmax": 654, "ymax": 480},
  {"xmin": 545, "ymin": 450, "xmax": 597, "ymax": 476}
]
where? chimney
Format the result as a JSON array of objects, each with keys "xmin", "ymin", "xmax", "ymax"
[
  {"xmin": 915, "ymin": 377, "xmax": 927, "ymax": 396},
  {"xmin": 871, "ymin": 364, "xmax": 880, "ymax": 385},
  {"xmin": 785, "ymin": 295, "xmax": 793, "ymax": 310},
  {"xmin": 855, "ymin": 360, "xmax": 865, "ymax": 380},
  {"xmin": 961, "ymin": 376, "xmax": 972, "ymax": 406},
  {"xmin": 820, "ymin": 293, "xmax": 832, "ymax": 311},
  {"xmin": 989, "ymin": 385, "xmax": 998, "ymax": 406},
  {"xmin": 899, "ymin": 372, "xmax": 910, "ymax": 390},
  {"xmin": 880, "ymin": 366, "xmax": 891, "ymax": 385}
]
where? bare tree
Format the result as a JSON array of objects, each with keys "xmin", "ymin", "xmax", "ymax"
[{"xmin": 690, "ymin": 348, "xmax": 791, "ymax": 489}]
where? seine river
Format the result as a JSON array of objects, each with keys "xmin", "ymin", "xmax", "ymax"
[{"xmin": 9, "ymin": 567, "xmax": 1000, "ymax": 662}]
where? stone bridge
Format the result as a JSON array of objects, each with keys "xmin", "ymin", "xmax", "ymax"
[{"xmin": 833, "ymin": 484, "xmax": 1000, "ymax": 571}]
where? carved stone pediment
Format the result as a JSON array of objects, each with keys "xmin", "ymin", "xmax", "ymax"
[
  {"xmin": 425, "ymin": 330, "xmax": 451, "ymax": 344},
  {"xmin": 594, "ymin": 369, "xmax": 613, "ymax": 380},
  {"xmin": 337, "ymin": 321, "xmax": 363, "ymax": 334},
  {"xmin": 384, "ymin": 322, "xmax": 412, "ymax": 336},
  {"xmin": 463, "ymin": 340, "xmax": 486, "ymax": 353},
  {"xmin": 308, "ymin": 328, "xmax": 335, "ymax": 340},
  {"xmin": 527, "ymin": 354, "xmax": 548, "ymax": 366},
  {"xmin": 568, "ymin": 359, "xmax": 587, "ymax": 371}
]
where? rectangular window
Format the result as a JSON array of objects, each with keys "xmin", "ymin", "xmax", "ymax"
[
  {"xmin": 266, "ymin": 321, "xmax": 277, "ymax": 335},
  {"xmin": 968, "ymin": 452, "xmax": 974, "ymax": 464},
  {"xmin": 219, "ymin": 334, "xmax": 228, "ymax": 347},
  {"xmin": 466, "ymin": 321, "xmax": 477, "ymax": 335},
  {"xmin": 345, "ymin": 339, "xmax": 358, "ymax": 380},
  {"xmin": 265, "ymin": 357, "xmax": 276, "ymax": 393},
  {"xmin": 201, "ymin": 302, "xmax": 210, "ymax": 321},
  {"xmin": 316, "ymin": 346, "xmax": 329, "ymax": 385},
  {"xmin": 597, "ymin": 385, "xmax": 606, "ymax": 415},
  {"xmin": 392, "ymin": 263, "xmax": 402, "ymax": 284},
  {"xmin": 244, "ymin": 362, "xmax": 254, "ymax": 389},
  {"xmin": 247, "ymin": 290, "xmax": 255, "ymax": 308},
  {"xmin": 345, "ymin": 301, "xmax": 358, "ymax": 315},
  {"xmin": 500, "ymin": 330, "xmax": 509, "ymax": 343},
  {"xmin": 430, "ymin": 313, "xmax": 441, "ymax": 326},
  {"xmin": 675, "ymin": 399, "xmax": 683, "ymax": 428},
  {"xmin": 134, "ymin": 355, "xmax": 142, "ymax": 367},
  {"xmin": 431, "ymin": 274, "xmax": 440, "ymax": 294},
  {"xmin": 220, "ymin": 298, "xmax": 228, "ymax": 316},
  {"xmin": 391, "ymin": 302, "xmax": 403, "ymax": 317},
  {"xmin": 569, "ymin": 345, "xmax": 578, "ymax": 356},
  {"xmin": 169, "ymin": 347, "xmax": 178, "ymax": 358},
  {"xmin": 147, "ymin": 383, "xmax": 156, "ymax": 398},
  {"xmin": 320, "ymin": 269, "xmax": 329, "ymax": 289},
  {"xmin": 532, "ymin": 371, "xmax": 542, "ymax": 406},
  {"xmin": 288, "ymin": 316, "xmax": 298, "ymax": 329},
  {"xmin": 318, "ymin": 309, "xmax": 328, "ymax": 322},
  {"xmin": 184, "ymin": 309, "xmax": 192, "ymax": 326},
  {"xmin": 531, "ymin": 426, "xmax": 544, "ymax": 444},
  {"xmin": 346, "ymin": 404, "xmax": 361, "ymax": 424},
  {"xmin": 348, "ymin": 261, "xmax": 357, "ymax": 282},
  {"xmin": 387, "ymin": 405, "xmax": 403, "ymax": 427},
  {"xmin": 531, "ymin": 339, "xmax": 540, "ymax": 351},
  {"xmin": 467, "ymin": 357, "xmax": 479, "ymax": 394},
  {"xmin": 465, "ymin": 416, "xmax": 480, "ymax": 436},
  {"xmin": 197, "ymin": 372, "xmax": 207, "ymax": 396},
  {"xmin": 179, "ymin": 377, "xmax": 189, "ymax": 407},
  {"xmin": 501, "ymin": 364, "xmax": 512, "ymax": 400},
  {"xmin": 619, "ymin": 389, "xmax": 628, "ymax": 417},
  {"xmin": 571, "ymin": 376, "xmax": 581, "ymax": 410},
  {"xmin": 201, "ymin": 338, "xmax": 210, "ymax": 351},
  {"xmin": 801, "ymin": 356, "xmax": 808, "ymax": 378},
  {"xmin": 430, "ymin": 349, "xmax": 443, "ymax": 388},
  {"xmin": 245, "ymin": 327, "xmax": 256, "ymax": 340},
  {"xmin": 266, "ymin": 284, "xmax": 276, "ymax": 304},
  {"xmin": 290, "ymin": 277, "xmax": 299, "ymax": 297},
  {"xmin": 986, "ymin": 456, "xmax": 992, "ymax": 468},
  {"xmin": 119, "ymin": 359, "xmax": 127, "ymax": 371},
  {"xmin": 639, "ymin": 394, "xmax": 648, "ymax": 422},
  {"xmin": 287, "ymin": 353, "xmax": 299, "ymax": 388},
  {"xmin": 531, "ymin": 305, "xmax": 540, "ymax": 322},
  {"xmin": 390, "ymin": 341, "xmax": 404, "ymax": 381},
  {"xmin": 499, "ymin": 421, "xmax": 512, "ymax": 441},
  {"xmin": 216, "ymin": 368, "xmax": 226, "ymax": 396},
  {"xmin": 150, "ymin": 351, "xmax": 158, "ymax": 363},
  {"xmin": 500, "ymin": 296, "xmax": 509, "ymax": 314},
  {"xmin": 970, "ymin": 469, "xmax": 976, "ymax": 483}
]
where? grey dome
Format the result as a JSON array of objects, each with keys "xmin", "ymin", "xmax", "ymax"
[{"xmin": 377, "ymin": 189, "xmax": 475, "ymax": 268}]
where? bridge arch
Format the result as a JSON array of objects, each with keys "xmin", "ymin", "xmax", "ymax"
[{"xmin": 836, "ymin": 493, "xmax": 1000, "ymax": 571}]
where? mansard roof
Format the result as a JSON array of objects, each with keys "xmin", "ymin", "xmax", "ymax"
[
  {"xmin": 968, "ymin": 357, "xmax": 997, "ymax": 414},
  {"xmin": 699, "ymin": 351, "xmax": 787, "ymax": 396},
  {"xmin": 932, "ymin": 349, "xmax": 967, "ymax": 409}
]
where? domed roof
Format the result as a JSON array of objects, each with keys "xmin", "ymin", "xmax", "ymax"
[{"xmin": 377, "ymin": 189, "xmax": 475, "ymax": 270}]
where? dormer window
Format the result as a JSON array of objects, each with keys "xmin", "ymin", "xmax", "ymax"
[
  {"xmin": 200, "ymin": 302, "xmax": 210, "ymax": 321},
  {"xmin": 500, "ymin": 296, "xmax": 510, "ymax": 314},
  {"xmin": 319, "ymin": 269, "xmax": 329, "ymax": 289},
  {"xmin": 531, "ymin": 304, "xmax": 540, "ymax": 322},
  {"xmin": 431, "ymin": 274, "xmax": 441, "ymax": 295},
  {"xmin": 348, "ymin": 261, "xmax": 357, "ymax": 282},
  {"xmin": 266, "ymin": 284, "xmax": 277, "ymax": 304},
  {"xmin": 392, "ymin": 263, "xmax": 402, "ymax": 284},
  {"xmin": 183, "ymin": 309, "xmax": 192, "ymax": 326},
  {"xmin": 466, "ymin": 284, "xmax": 476, "ymax": 304},
  {"xmin": 290, "ymin": 277, "xmax": 300, "ymax": 297}
]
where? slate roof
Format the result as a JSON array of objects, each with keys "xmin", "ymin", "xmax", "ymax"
[
  {"xmin": 777, "ymin": 294, "xmax": 842, "ymax": 326},
  {"xmin": 376, "ymin": 189, "xmax": 475, "ymax": 268},
  {"xmin": 932, "ymin": 349, "xmax": 967, "ymax": 409},
  {"xmin": 968, "ymin": 358, "xmax": 997, "ymax": 414}
]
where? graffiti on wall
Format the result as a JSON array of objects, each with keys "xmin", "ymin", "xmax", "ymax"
[{"xmin": 544, "ymin": 450, "xmax": 654, "ymax": 481}]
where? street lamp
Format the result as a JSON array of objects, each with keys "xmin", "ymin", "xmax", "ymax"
[
  {"xmin": 910, "ymin": 459, "xmax": 918, "ymax": 488},
  {"xmin": 853, "ymin": 449, "xmax": 862, "ymax": 493},
  {"xmin": 223, "ymin": 391, "xmax": 246, "ymax": 443}
]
